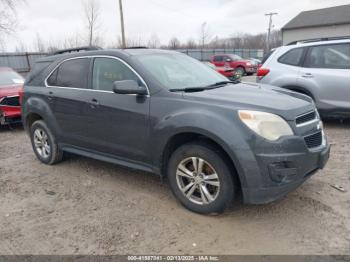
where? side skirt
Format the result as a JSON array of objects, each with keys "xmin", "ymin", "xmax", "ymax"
[{"xmin": 60, "ymin": 144, "xmax": 159, "ymax": 175}]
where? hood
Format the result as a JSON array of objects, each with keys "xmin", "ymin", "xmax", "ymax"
[
  {"xmin": 0, "ymin": 85, "xmax": 22, "ymax": 99},
  {"xmin": 239, "ymin": 59, "xmax": 254, "ymax": 64},
  {"xmin": 183, "ymin": 82, "xmax": 315, "ymax": 121}
]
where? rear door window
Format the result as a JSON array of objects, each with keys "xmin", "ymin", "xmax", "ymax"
[
  {"xmin": 304, "ymin": 43, "xmax": 350, "ymax": 69},
  {"xmin": 278, "ymin": 48, "xmax": 305, "ymax": 66},
  {"xmin": 47, "ymin": 58, "xmax": 91, "ymax": 89}
]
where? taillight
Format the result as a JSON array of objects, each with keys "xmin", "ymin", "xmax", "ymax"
[{"xmin": 257, "ymin": 68, "xmax": 270, "ymax": 79}]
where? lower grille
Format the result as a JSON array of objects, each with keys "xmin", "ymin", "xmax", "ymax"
[
  {"xmin": 0, "ymin": 96, "xmax": 20, "ymax": 107},
  {"xmin": 304, "ymin": 131, "xmax": 323, "ymax": 148}
]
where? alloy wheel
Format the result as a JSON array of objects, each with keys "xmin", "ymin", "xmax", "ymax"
[
  {"xmin": 176, "ymin": 157, "xmax": 221, "ymax": 205},
  {"xmin": 33, "ymin": 128, "xmax": 51, "ymax": 159}
]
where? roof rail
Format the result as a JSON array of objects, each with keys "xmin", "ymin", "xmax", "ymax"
[
  {"xmin": 287, "ymin": 36, "xmax": 350, "ymax": 45},
  {"xmin": 51, "ymin": 46, "xmax": 103, "ymax": 55},
  {"xmin": 123, "ymin": 46, "xmax": 148, "ymax": 49}
]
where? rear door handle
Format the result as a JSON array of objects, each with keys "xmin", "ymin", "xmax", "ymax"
[
  {"xmin": 302, "ymin": 73, "xmax": 314, "ymax": 78},
  {"xmin": 89, "ymin": 98, "xmax": 100, "ymax": 108},
  {"xmin": 48, "ymin": 91, "xmax": 54, "ymax": 101}
]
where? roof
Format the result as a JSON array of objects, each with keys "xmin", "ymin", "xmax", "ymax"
[{"xmin": 283, "ymin": 4, "xmax": 350, "ymax": 30}]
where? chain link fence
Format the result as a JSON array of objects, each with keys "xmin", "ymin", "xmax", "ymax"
[{"xmin": 0, "ymin": 49, "xmax": 264, "ymax": 74}]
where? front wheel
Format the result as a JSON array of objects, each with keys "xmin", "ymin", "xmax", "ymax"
[
  {"xmin": 235, "ymin": 67, "xmax": 245, "ymax": 76},
  {"xmin": 167, "ymin": 142, "xmax": 235, "ymax": 214}
]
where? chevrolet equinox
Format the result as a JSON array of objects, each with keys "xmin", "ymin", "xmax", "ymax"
[{"xmin": 22, "ymin": 48, "xmax": 330, "ymax": 214}]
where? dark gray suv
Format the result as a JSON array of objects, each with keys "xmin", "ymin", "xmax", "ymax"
[{"xmin": 22, "ymin": 48, "xmax": 330, "ymax": 214}]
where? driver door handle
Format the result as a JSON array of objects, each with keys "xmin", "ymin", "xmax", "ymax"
[
  {"xmin": 302, "ymin": 73, "xmax": 314, "ymax": 78},
  {"xmin": 89, "ymin": 98, "xmax": 100, "ymax": 108}
]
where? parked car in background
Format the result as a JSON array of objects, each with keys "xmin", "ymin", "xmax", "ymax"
[
  {"xmin": 249, "ymin": 58, "xmax": 261, "ymax": 65},
  {"xmin": 257, "ymin": 38, "xmax": 350, "ymax": 118},
  {"xmin": 203, "ymin": 62, "xmax": 236, "ymax": 79},
  {"xmin": 210, "ymin": 54, "xmax": 257, "ymax": 76},
  {"xmin": 22, "ymin": 47, "xmax": 329, "ymax": 214},
  {"xmin": 249, "ymin": 58, "xmax": 263, "ymax": 68},
  {"xmin": 0, "ymin": 67, "xmax": 24, "ymax": 125}
]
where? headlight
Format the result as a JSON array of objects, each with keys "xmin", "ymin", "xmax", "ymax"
[
  {"xmin": 246, "ymin": 62, "xmax": 252, "ymax": 66},
  {"xmin": 238, "ymin": 110, "xmax": 294, "ymax": 141}
]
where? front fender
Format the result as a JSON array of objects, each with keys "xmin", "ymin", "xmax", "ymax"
[{"xmin": 151, "ymin": 109, "xmax": 258, "ymax": 188}]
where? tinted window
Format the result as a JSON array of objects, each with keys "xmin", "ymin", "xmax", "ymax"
[
  {"xmin": 261, "ymin": 49, "xmax": 275, "ymax": 65},
  {"xmin": 47, "ymin": 58, "xmax": 90, "ymax": 89},
  {"xmin": 305, "ymin": 44, "xmax": 350, "ymax": 69},
  {"xmin": 278, "ymin": 48, "xmax": 304, "ymax": 66},
  {"xmin": 92, "ymin": 58, "xmax": 141, "ymax": 91},
  {"xmin": 213, "ymin": 56, "xmax": 223, "ymax": 62}
]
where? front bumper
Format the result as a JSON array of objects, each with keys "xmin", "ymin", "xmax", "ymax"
[
  {"xmin": 0, "ymin": 106, "xmax": 22, "ymax": 125},
  {"xmin": 245, "ymin": 66, "xmax": 257, "ymax": 73},
  {"xmin": 242, "ymin": 143, "xmax": 330, "ymax": 204}
]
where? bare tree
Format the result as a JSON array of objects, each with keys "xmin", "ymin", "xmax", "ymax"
[
  {"xmin": 14, "ymin": 42, "xmax": 27, "ymax": 52},
  {"xmin": 34, "ymin": 33, "xmax": 46, "ymax": 52},
  {"xmin": 185, "ymin": 38, "xmax": 197, "ymax": 49},
  {"xmin": 147, "ymin": 33, "xmax": 161, "ymax": 48},
  {"xmin": 83, "ymin": 0, "xmax": 102, "ymax": 46},
  {"xmin": 62, "ymin": 33, "xmax": 84, "ymax": 49},
  {"xmin": 0, "ymin": 0, "xmax": 24, "ymax": 37},
  {"xmin": 168, "ymin": 37, "xmax": 181, "ymax": 49},
  {"xmin": 198, "ymin": 22, "xmax": 212, "ymax": 48}
]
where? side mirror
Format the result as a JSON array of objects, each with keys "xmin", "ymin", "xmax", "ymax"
[
  {"xmin": 113, "ymin": 80, "xmax": 147, "ymax": 95},
  {"xmin": 225, "ymin": 58, "xmax": 232, "ymax": 62}
]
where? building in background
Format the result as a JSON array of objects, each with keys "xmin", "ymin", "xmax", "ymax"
[{"xmin": 282, "ymin": 5, "xmax": 350, "ymax": 45}]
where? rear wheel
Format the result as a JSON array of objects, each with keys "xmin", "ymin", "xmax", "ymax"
[
  {"xmin": 167, "ymin": 142, "xmax": 235, "ymax": 214},
  {"xmin": 30, "ymin": 120, "xmax": 63, "ymax": 165}
]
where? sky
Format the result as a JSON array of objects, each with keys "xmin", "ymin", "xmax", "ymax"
[{"xmin": 3, "ymin": 0, "xmax": 350, "ymax": 51}]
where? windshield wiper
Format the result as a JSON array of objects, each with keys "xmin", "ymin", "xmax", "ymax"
[
  {"xmin": 169, "ymin": 87, "xmax": 214, "ymax": 93},
  {"xmin": 206, "ymin": 80, "xmax": 240, "ymax": 88},
  {"xmin": 169, "ymin": 80, "xmax": 240, "ymax": 93}
]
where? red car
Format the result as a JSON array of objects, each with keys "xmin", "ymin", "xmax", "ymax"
[
  {"xmin": 204, "ymin": 62, "xmax": 236, "ymax": 79},
  {"xmin": 210, "ymin": 54, "xmax": 257, "ymax": 76},
  {"xmin": 0, "ymin": 67, "xmax": 24, "ymax": 125}
]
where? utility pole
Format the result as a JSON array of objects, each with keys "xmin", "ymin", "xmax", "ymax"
[
  {"xmin": 119, "ymin": 0, "xmax": 126, "ymax": 48},
  {"xmin": 265, "ymin": 12, "xmax": 278, "ymax": 51}
]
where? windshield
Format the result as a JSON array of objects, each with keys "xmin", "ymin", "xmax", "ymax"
[
  {"xmin": 135, "ymin": 53, "xmax": 227, "ymax": 90},
  {"xmin": 0, "ymin": 70, "xmax": 24, "ymax": 86},
  {"xmin": 229, "ymin": 54, "xmax": 243, "ymax": 60}
]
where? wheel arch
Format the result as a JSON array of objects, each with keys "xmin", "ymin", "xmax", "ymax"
[
  {"xmin": 283, "ymin": 85, "xmax": 315, "ymax": 100},
  {"xmin": 160, "ymin": 131, "xmax": 244, "ymax": 191},
  {"xmin": 25, "ymin": 112, "xmax": 43, "ymax": 133}
]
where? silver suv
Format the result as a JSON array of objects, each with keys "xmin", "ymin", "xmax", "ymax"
[{"xmin": 257, "ymin": 37, "xmax": 350, "ymax": 118}]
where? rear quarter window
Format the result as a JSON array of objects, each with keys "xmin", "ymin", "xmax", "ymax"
[
  {"xmin": 278, "ymin": 48, "xmax": 305, "ymax": 66},
  {"xmin": 25, "ymin": 61, "xmax": 53, "ymax": 86}
]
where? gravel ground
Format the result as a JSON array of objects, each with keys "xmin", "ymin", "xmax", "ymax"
[{"xmin": 0, "ymin": 121, "xmax": 349, "ymax": 255}]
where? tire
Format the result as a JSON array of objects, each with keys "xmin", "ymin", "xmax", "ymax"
[
  {"xmin": 167, "ymin": 141, "xmax": 235, "ymax": 214},
  {"xmin": 235, "ymin": 67, "xmax": 245, "ymax": 76},
  {"xmin": 30, "ymin": 120, "xmax": 63, "ymax": 165}
]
